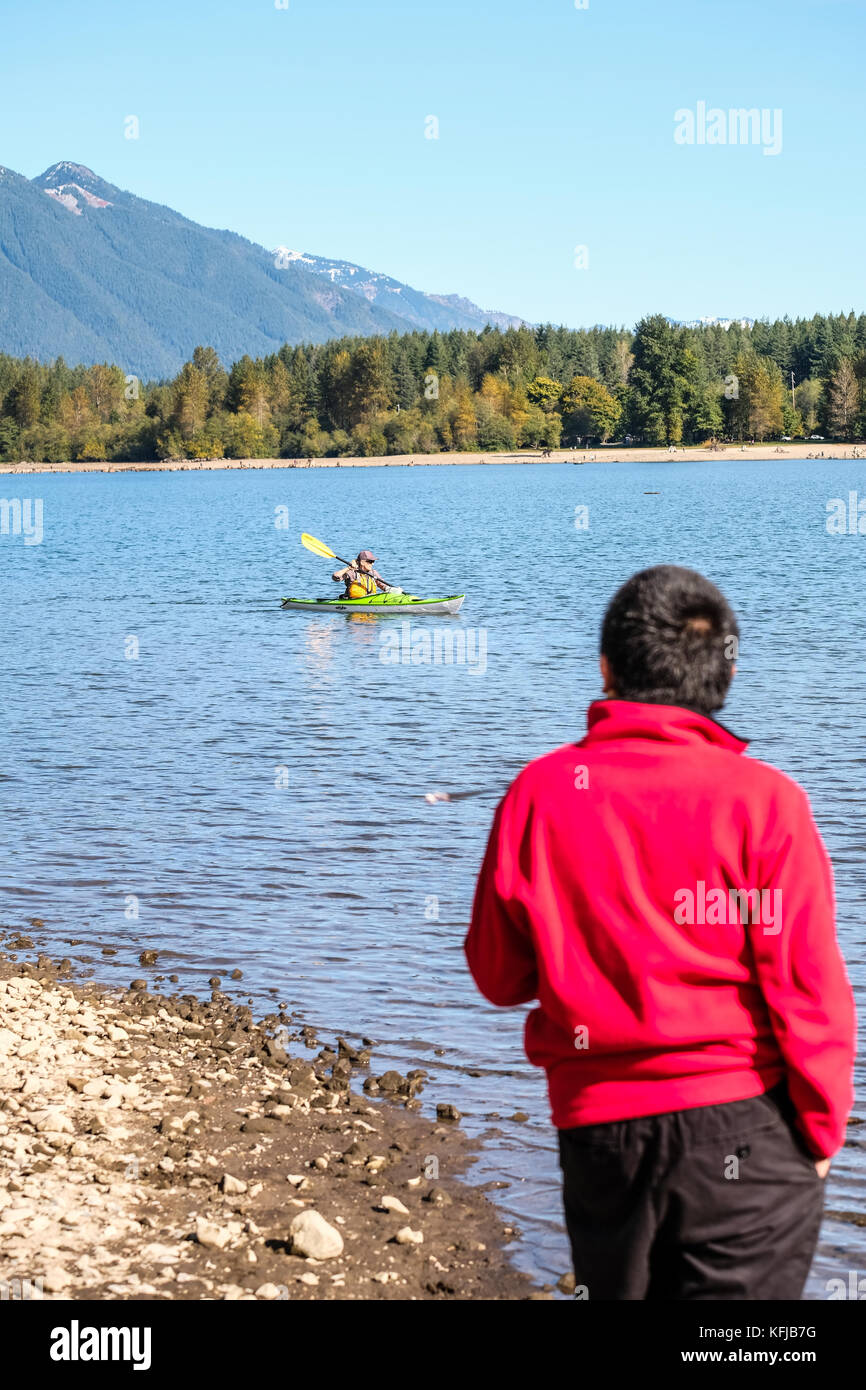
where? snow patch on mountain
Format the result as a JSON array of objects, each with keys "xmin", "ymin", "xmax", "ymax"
[
  {"xmin": 44, "ymin": 182, "xmax": 112, "ymax": 215},
  {"xmin": 43, "ymin": 162, "xmax": 100, "ymax": 186},
  {"xmin": 45, "ymin": 189, "xmax": 83, "ymax": 215},
  {"xmin": 286, "ymin": 251, "xmax": 528, "ymax": 330}
]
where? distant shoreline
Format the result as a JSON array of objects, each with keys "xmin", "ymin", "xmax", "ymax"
[{"xmin": 2, "ymin": 443, "xmax": 865, "ymax": 475}]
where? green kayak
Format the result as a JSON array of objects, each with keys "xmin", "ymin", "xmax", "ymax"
[{"xmin": 281, "ymin": 593, "xmax": 465, "ymax": 615}]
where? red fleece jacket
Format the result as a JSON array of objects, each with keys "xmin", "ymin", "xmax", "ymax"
[{"xmin": 465, "ymin": 700, "xmax": 856, "ymax": 1158}]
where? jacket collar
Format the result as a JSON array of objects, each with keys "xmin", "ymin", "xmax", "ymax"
[{"xmin": 584, "ymin": 699, "xmax": 748, "ymax": 754}]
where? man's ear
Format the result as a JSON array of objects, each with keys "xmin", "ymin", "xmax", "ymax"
[{"xmin": 600, "ymin": 654, "xmax": 617, "ymax": 696}]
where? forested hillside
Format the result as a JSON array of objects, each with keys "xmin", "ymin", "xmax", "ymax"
[{"xmin": 0, "ymin": 163, "xmax": 525, "ymax": 375}]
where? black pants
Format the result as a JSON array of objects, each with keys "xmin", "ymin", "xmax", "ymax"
[{"xmin": 558, "ymin": 1085, "xmax": 824, "ymax": 1300}]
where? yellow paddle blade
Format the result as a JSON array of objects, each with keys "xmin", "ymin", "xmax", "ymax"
[{"xmin": 301, "ymin": 532, "xmax": 337, "ymax": 561}]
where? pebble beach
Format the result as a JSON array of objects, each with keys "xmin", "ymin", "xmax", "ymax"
[
  {"xmin": 0, "ymin": 929, "xmax": 543, "ymax": 1302},
  {"xmin": 2, "ymin": 442, "xmax": 863, "ymax": 476}
]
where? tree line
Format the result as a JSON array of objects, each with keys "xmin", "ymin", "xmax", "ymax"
[{"xmin": 2, "ymin": 312, "xmax": 866, "ymax": 464}]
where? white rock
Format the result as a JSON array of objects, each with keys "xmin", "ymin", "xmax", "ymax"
[
  {"xmin": 255, "ymin": 1282, "xmax": 284, "ymax": 1300},
  {"xmin": 43, "ymin": 1265, "xmax": 73, "ymax": 1292},
  {"xmin": 3, "ymin": 1205, "xmax": 34, "ymax": 1222},
  {"xmin": 289, "ymin": 1209, "xmax": 344, "ymax": 1260},
  {"xmin": 379, "ymin": 1195, "xmax": 410, "ymax": 1216},
  {"xmin": 221, "ymin": 1173, "xmax": 247, "ymax": 1195},
  {"xmin": 195, "ymin": 1216, "xmax": 231, "ymax": 1250},
  {"xmin": 394, "ymin": 1226, "xmax": 423, "ymax": 1246},
  {"xmin": 298, "ymin": 1272, "xmax": 319, "ymax": 1286},
  {"xmin": 32, "ymin": 1109, "xmax": 75, "ymax": 1135},
  {"xmin": 140, "ymin": 1243, "xmax": 185, "ymax": 1264}
]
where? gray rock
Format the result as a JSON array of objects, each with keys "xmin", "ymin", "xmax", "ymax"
[
  {"xmin": 436, "ymin": 1103, "xmax": 461, "ymax": 1122},
  {"xmin": 241, "ymin": 1117, "xmax": 280, "ymax": 1134},
  {"xmin": 424, "ymin": 1187, "xmax": 453, "ymax": 1207},
  {"xmin": 378, "ymin": 1070, "xmax": 404, "ymax": 1093}
]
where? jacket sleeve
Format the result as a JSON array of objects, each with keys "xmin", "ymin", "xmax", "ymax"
[
  {"xmin": 465, "ymin": 790, "xmax": 539, "ymax": 1007},
  {"xmin": 750, "ymin": 783, "xmax": 856, "ymax": 1158}
]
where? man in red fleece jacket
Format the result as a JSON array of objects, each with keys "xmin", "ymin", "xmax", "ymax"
[{"xmin": 465, "ymin": 565, "xmax": 856, "ymax": 1300}]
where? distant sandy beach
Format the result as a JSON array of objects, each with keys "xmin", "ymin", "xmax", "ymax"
[{"xmin": 2, "ymin": 443, "xmax": 865, "ymax": 476}]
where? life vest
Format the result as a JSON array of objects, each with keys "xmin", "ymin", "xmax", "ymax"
[{"xmin": 346, "ymin": 569, "xmax": 377, "ymax": 599}]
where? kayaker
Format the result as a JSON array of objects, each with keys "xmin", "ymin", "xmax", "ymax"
[
  {"xmin": 465, "ymin": 564, "xmax": 855, "ymax": 1301},
  {"xmin": 332, "ymin": 550, "xmax": 401, "ymax": 599}
]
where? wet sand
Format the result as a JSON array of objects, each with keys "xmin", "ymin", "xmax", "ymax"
[
  {"xmin": 2, "ymin": 443, "xmax": 863, "ymax": 476},
  {"xmin": 0, "ymin": 928, "xmax": 546, "ymax": 1302}
]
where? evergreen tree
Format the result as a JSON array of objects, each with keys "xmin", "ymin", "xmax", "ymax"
[{"xmin": 627, "ymin": 315, "xmax": 688, "ymax": 443}]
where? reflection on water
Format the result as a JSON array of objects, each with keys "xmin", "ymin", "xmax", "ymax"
[{"xmin": 1, "ymin": 457, "xmax": 864, "ymax": 1293}]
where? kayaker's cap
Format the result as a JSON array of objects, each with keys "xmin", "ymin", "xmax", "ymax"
[{"xmin": 358, "ymin": 550, "xmax": 377, "ymax": 562}]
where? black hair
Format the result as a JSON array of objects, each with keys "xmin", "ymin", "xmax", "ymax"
[{"xmin": 600, "ymin": 565, "xmax": 739, "ymax": 715}]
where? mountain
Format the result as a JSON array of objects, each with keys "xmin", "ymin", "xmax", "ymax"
[
  {"xmin": 670, "ymin": 316, "xmax": 755, "ymax": 330},
  {"xmin": 0, "ymin": 162, "xmax": 527, "ymax": 378},
  {"xmin": 276, "ymin": 249, "xmax": 526, "ymax": 334}
]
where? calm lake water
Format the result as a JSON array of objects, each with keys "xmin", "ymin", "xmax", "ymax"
[{"xmin": 2, "ymin": 457, "xmax": 864, "ymax": 1296}]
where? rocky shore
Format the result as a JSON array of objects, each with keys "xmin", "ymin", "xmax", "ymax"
[{"xmin": 0, "ymin": 931, "xmax": 541, "ymax": 1301}]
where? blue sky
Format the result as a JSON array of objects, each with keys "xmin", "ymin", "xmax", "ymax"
[{"xmin": 1, "ymin": 0, "xmax": 863, "ymax": 327}]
